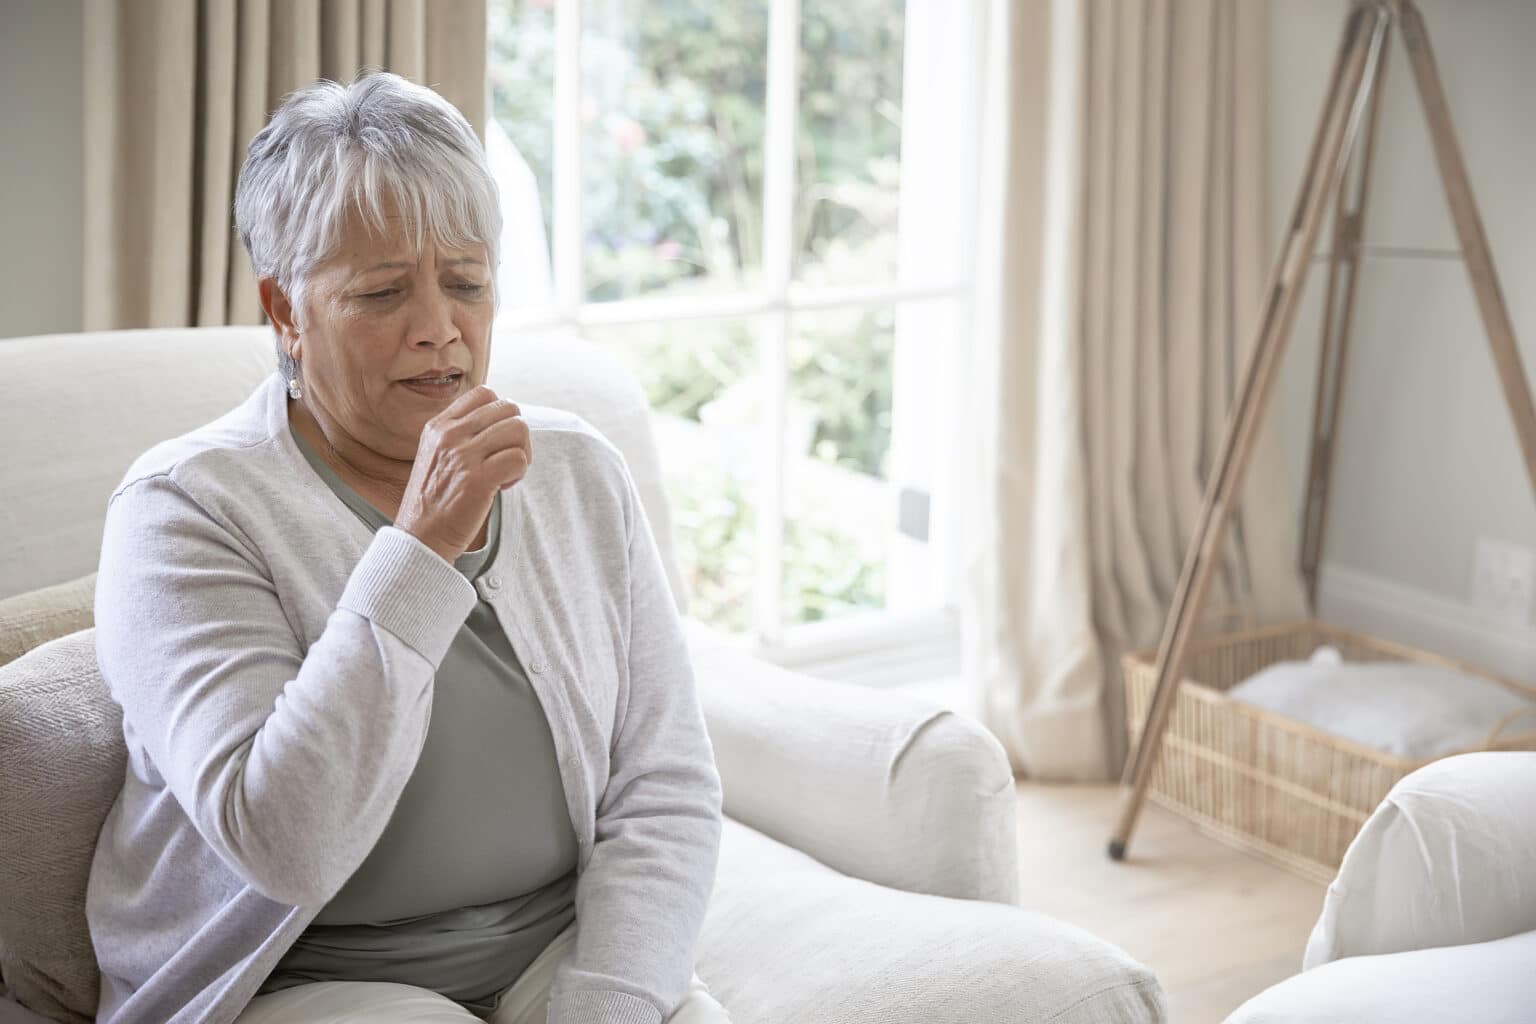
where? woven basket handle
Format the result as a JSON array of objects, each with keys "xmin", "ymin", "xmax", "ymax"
[{"xmin": 1482, "ymin": 705, "xmax": 1536, "ymax": 748}]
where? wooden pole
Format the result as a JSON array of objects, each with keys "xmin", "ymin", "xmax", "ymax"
[
  {"xmin": 1109, "ymin": 2, "xmax": 1392, "ymax": 859},
  {"xmin": 1398, "ymin": 0, "xmax": 1536, "ymax": 507},
  {"xmin": 1300, "ymin": 29, "xmax": 1391, "ymax": 609}
]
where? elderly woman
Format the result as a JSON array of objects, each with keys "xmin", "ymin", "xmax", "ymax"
[{"xmin": 85, "ymin": 73, "xmax": 727, "ymax": 1024}]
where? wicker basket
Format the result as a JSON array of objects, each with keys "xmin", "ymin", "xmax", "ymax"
[{"xmin": 1123, "ymin": 620, "xmax": 1536, "ymax": 883}]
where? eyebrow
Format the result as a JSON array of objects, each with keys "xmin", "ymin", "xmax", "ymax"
[{"xmin": 361, "ymin": 256, "xmax": 485, "ymax": 272}]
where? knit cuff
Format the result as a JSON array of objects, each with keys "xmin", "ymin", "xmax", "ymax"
[
  {"xmin": 547, "ymin": 990, "xmax": 663, "ymax": 1024},
  {"xmin": 337, "ymin": 526, "xmax": 477, "ymax": 664}
]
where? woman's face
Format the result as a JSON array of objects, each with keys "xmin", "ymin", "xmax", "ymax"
[{"xmin": 283, "ymin": 202, "xmax": 494, "ymax": 462}]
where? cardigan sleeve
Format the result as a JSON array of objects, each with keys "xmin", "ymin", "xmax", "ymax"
[
  {"xmin": 94, "ymin": 472, "xmax": 478, "ymax": 907},
  {"xmin": 546, "ymin": 459, "xmax": 725, "ymax": 1024}
]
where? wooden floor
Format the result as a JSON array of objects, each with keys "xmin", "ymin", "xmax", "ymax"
[{"xmin": 1013, "ymin": 783, "xmax": 1324, "ymax": 1024}]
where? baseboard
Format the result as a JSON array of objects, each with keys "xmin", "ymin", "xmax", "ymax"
[{"xmin": 1317, "ymin": 563, "xmax": 1536, "ymax": 685}]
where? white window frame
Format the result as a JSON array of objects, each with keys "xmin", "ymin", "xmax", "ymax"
[{"xmin": 488, "ymin": 0, "xmax": 991, "ymax": 680}]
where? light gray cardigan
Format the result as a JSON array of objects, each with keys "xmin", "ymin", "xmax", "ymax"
[{"xmin": 86, "ymin": 372, "xmax": 723, "ymax": 1024}]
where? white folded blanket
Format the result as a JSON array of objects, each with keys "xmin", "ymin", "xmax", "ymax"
[{"xmin": 1227, "ymin": 647, "xmax": 1536, "ymax": 760}]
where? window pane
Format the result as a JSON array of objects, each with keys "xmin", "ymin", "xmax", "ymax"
[
  {"xmin": 782, "ymin": 300, "xmax": 950, "ymax": 627},
  {"xmin": 488, "ymin": 0, "xmax": 557, "ymax": 311},
  {"xmin": 793, "ymin": 0, "xmax": 906, "ymax": 288},
  {"xmin": 587, "ymin": 318, "xmax": 762, "ymax": 634},
  {"xmin": 781, "ymin": 316, "xmax": 893, "ymax": 623},
  {"xmin": 782, "ymin": 305, "xmax": 892, "ymax": 627},
  {"xmin": 582, "ymin": 0, "xmax": 770, "ymax": 303}
]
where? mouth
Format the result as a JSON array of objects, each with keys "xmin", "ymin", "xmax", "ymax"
[{"xmin": 398, "ymin": 370, "xmax": 465, "ymax": 399}]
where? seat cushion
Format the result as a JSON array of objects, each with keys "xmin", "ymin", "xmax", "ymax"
[
  {"xmin": 0, "ymin": 575, "xmax": 96, "ymax": 668},
  {"xmin": 1226, "ymin": 928, "xmax": 1536, "ymax": 1024},
  {"xmin": 0, "ymin": 629, "xmax": 123, "ymax": 1024},
  {"xmin": 699, "ymin": 819, "xmax": 1166, "ymax": 1024}
]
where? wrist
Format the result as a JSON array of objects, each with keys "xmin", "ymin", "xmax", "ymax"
[{"xmin": 399, "ymin": 525, "xmax": 460, "ymax": 565}]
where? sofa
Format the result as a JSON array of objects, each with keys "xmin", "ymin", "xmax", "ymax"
[
  {"xmin": 1226, "ymin": 751, "xmax": 1536, "ymax": 1023},
  {"xmin": 0, "ymin": 326, "xmax": 1166, "ymax": 1024}
]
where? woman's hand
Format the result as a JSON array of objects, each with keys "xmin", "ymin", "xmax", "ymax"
[{"xmin": 395, "ymin": 386, "xmax": 531, "ymax": 563}]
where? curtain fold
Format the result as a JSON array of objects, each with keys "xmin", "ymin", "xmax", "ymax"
[
  {"xmin": 964, "ymin": 0, "xmax": 1308, "ymax": 782},
  {"xmin": 83, "ymin": 0, "xmax": 487, "ymax": 331}
]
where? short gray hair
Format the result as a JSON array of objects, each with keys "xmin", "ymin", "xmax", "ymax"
[{"xmin": 234, "ymin": 72, "xmax": 501, "ymax": 380}]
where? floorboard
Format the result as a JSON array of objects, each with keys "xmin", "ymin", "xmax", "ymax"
[{"xmin": 1013, "ymin": 782, "xmax": 1325, "ymax": 1024}]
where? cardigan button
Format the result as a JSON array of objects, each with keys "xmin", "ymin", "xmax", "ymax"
[{"xmin": 485, "ymin": 574, "xmax": 503, "ymax": 590}]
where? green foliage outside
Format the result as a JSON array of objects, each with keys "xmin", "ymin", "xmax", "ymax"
[{"xmin": 489, "ymin": 0, "xmax": 905, "ymax": 631}]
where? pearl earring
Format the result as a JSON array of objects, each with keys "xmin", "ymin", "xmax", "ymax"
[{"xmin": 288, "ymin": 376, "xmax": 303, "ymax": 400}]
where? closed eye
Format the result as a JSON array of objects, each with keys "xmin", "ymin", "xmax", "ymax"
[{"xmin": 362, "ymin": 288, "xmax": 400, "ymax": 300}]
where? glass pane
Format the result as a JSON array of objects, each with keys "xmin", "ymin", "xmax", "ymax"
[
  {"xmin": 793, "ymin": 0, "xmax": 906, "ymax": 288},
  {"xmin": 588, "ymin": 318, "xmax": 762, "ymax": 635},
  {"xmin": 781, "ymin": 305, "xmax": 894, "ymax": 625},
  {"xmin": 488, "ymin": 0, "xmax": 558, "ymax": 312},
  {"xmin": 582, "ymin": 0, "xmax": 770, "ymax": 303},
  {"xmin": 782, "ymin": 300, "xmax": 952, "ymax": 627}
]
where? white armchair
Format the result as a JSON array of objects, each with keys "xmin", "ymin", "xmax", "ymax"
[
  {"xmin": 0, "ymin": 326, "xmax": 1165, "ymax": 1024},
  {"xmin": 1226, "ymin": 752, "xmax": 1536, "ymax": 1023}
]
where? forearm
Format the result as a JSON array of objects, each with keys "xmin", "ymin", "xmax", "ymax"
[
  {"xmin": 97, "ymin": 482, "xmax": 477, "ymax": 906},
  {"xmin": 550, "ymin": 795, "xmax": 722, "ymax": 1024}
]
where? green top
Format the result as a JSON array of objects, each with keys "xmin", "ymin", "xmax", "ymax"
[{"xmin": 259, "ymin": 427, "xmax": 579, "ymax": 1016}]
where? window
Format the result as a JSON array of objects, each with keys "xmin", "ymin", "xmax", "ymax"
[{"xmin": 486, "ymin": 0, "xmax": 986, "ymax": 673}]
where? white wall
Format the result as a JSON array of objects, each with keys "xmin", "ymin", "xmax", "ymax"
[
  {"xmin": 0, "ymin": 0, "xmax": 84, "ymax": 339},
  {"xmin": 1268, "ymin": 0, "xmax": 1536, "ymax": 680}
]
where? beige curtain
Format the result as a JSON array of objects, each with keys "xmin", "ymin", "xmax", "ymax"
[
  {"xmin": 83, "ymin": 0, "xmax": 487, "ymax": 331},
  {"xmin": 964, "ymin": 0, "xmax": 1308, "ymax": 781}
]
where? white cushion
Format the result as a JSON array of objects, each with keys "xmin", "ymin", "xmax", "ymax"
[
  {"xmin": 1225, "ymin": 928, "xmax": 1536, "ymax": 1024},
  {"xmin": 0, "ymin": 630, "xmax": 123, "ymax": 1023},
  {"xmin": 1228, "ymin": 652, "xmax": 1534, "ymax": 760},
  {"xmin": 699, "ymin": 819, "xmax": 1166, "ymax": 1024},
  {"xmin": 1304, "ymin": 751, "xmax": 1536, "ymax": 967}
]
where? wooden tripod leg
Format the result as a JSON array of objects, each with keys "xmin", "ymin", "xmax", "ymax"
[
  {"xmin": 1301, "ymin": 30, "xmax": 1391, "ymax": 609},
  {"xmin": 1109, "ymin": 3, "xmax": 1393, "ymax": 860},
  {"xmin": 1399, "ymin": 0, "xmax": 1536, "ymax": 504}
]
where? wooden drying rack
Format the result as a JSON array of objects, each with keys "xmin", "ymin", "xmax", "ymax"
[{"xmin": 1109, "ymin": 0, "xmax": 1536, "ymax": 862}]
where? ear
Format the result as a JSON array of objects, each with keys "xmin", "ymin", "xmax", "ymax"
[{"xmin": 258, "ymin": 278, "xmax": 302, "ymax": 360}]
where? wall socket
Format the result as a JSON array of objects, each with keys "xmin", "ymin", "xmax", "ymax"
[{"xmin": 1470, "ymin": 538, "xmax": 1536, "ymax": 625}]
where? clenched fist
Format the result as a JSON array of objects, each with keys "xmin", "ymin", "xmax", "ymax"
[{"xmin": 395, "ymin": 386, "xmax": 531, "ymax": 563}]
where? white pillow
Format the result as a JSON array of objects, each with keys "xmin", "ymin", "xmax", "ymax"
[
  {"xmin": 1304, "ymin": 751, "xmax": 1536, "ymax": 968},
  {"xmin": 1228, "ymin": 648, "xmax": 1535, "ymax": 759}
]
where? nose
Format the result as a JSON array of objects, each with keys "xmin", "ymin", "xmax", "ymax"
[{"xmin": 405, "ymin": 282, "xmax": 459, "ymax": 352}]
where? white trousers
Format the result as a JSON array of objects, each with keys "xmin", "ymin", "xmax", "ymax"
[{"xmin": 235, "ymin": 921, "xmax": 731, "ymax": 1023}]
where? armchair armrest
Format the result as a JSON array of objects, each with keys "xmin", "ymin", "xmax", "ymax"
[
  {"xmin": 688, "ymin": 630, "xmax": 1018, "ymax": 905},
  {"xmin": 1304, "ymin": 751, "xmax": 1536, "ymax": 968}
]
